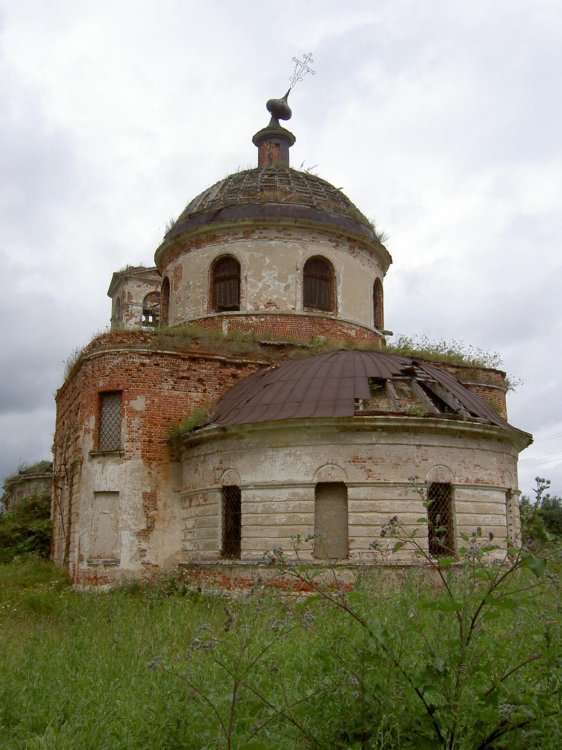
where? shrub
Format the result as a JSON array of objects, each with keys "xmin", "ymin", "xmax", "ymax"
[
  {"xmin": 0, "ymin": 494, "xmax": 51, "ymax": 562},
  {"xmin": 257, "ymin": 478, "xmax": 560, "ymax": 748},
  {"xmin": 520, "ymin": 478, "xmax": 562, "ymax": 546},
  {"xmin": 166, "ymin": 407, "xmax": 213, "ymax": 453}
]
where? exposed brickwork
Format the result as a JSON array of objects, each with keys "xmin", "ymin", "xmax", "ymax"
[
  {"xmin": 257, "ymin": 141, "xmax": 281, "ymax": 168},
  {"xmin": 433, "ymin": 362, "xmax": 508, "ymax": 419},
  {"xmin": 54, "ymin": 333, "xmax": 264, "ymax": 583},
  {"xmin": 52, "ymin": 366, "xmax": 84, "ymax": 578},
  {"xmin": 181, "ymin": 565, "xmax": 354, "ymax": 593},
  {"xmin": 194, "ymin": 313, "xmax": 383, "ymax": 346}
]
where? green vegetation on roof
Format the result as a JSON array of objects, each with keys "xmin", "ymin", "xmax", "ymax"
[{"xmin": 386, "ymin": 335, "xmax": 504, "ymax": 370}]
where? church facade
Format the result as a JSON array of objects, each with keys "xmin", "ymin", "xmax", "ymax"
[{"xmin": 51, "ymin": 92, "xmax": 530, "ymax": 586}]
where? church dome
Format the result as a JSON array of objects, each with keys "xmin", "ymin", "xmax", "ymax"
[
  {"xmin": 152, "ymin": 89, "xmax": 390, "ymax": 340},
  {"xmin": 210, "ymin": 349, "xmax": 525, "ymax": 434},
  {"xmin": 163, "ymin": 166, "xmax": 382, "ymax": 246}
]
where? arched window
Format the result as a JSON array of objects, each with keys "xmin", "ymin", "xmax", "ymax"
[
  {"xmin": 160, "ymin": 277, "xmax": 170, "ymax": 326},
  {"xmin": 212, "ymin": 256, "xmax": 240, "ymax": 312},
  {"xmin": 427, "ymin": 482, "xmax": 455, "ymax": 556},
  {"xmin": 142, "ymin": 291, "xmax": 161, "ymax": 327},
  {"xmin": 303, "ymin": 257, "xmax": 335, "ymax": 312},
  {"xmin": 373, "ymin": 278, "xmax": 384, "ymax": 330}
]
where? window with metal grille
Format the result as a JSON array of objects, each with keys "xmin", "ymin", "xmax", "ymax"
[
  {"xmin": 373, "ymin": 278, "xmax": 384, "ymax": 330},
  {"xmin": 427, "ymin": 482, "xmax": 455, "ymax": 556},
  {"xmin": 303, "ymin": 257, "xmax": 335, "ymax": 312},
  {"xmin": 98, "ymin": 392, "xmax": 122, "ymax": 452},
  {"xmin": 212, "ymin": 256, "xmax": 240, "ymax": 311},
  {"xmin": 221, "ymin": 485, "xmax": 241, "ymax": 559},
  {"xmin": 142, "ymin": 291, "xmax": 160, "ymax": 327}
]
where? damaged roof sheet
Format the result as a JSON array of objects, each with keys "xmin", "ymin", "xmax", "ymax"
[{"xmin": 211, "ymin": 349, "xmax": 524, "ymax": 434}]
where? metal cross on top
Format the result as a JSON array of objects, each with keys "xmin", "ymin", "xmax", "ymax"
[{"xmin": 289, "ymin": 53, "xmax": 315, "ymax": 89}]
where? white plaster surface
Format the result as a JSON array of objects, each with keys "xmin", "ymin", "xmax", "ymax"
[
  {"xmin": 163, "ymin": 228, "xmax": 385, "ymax": 329},
  {"xmin": 180, "ymin": 418, "xmax": 523, "ymax": 563}
]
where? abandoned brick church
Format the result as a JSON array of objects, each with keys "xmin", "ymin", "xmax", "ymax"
[{"xmin": 52, "ymin": 91, "xmax": 531, "ymax": 585}]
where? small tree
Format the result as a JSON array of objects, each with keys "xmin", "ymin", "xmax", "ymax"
[
  {"xmin": 0, "ymin": 493, "xmax": 51, "ymax": 562},
  {"xmin": 520, "ymin": 477, "xmax": 562, "ymax": 547}
]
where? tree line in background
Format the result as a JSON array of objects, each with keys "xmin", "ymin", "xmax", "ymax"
[{"xmin": 520, "ymin": 479, "xmax": 562, "ymax": 546}]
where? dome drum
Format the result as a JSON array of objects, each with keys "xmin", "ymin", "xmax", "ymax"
[{"xmin": 159, "ymin": 226, "xmax": 387, "ymax": 337}]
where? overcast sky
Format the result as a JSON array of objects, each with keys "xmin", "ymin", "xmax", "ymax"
[{"xmin": 1, "ymin": 0, "xmax": 561, "ymax": 497}]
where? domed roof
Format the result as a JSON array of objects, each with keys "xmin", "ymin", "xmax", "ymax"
[
  {"xmin": 210, "ymin": 349, "xmax": 524, "ymax": 434},
  {"xmin": 164, "ymin": 167, "xmax": 383, "ymax": 245}
]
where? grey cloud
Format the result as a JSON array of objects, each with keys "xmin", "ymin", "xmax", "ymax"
[
  {"xmin": 0, "ymin": 408, "xmax": 54, "ymax": 486},
  {"xmin": 0, "ymin": 91, "xmax": 83, "ymax": 252}
]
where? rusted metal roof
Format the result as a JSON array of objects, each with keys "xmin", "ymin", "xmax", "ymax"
[{"xmin": 210, "ymin": 349, "xmax": 527, "ymax": 436}]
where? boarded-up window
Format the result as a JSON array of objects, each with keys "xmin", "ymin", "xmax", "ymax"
[
  {"xmin": 427, "ymin": 482, "xmax": 455, "ymax": 556},
  {"xmin": 160, "ymin": 277, "xmax": 170, "ymax": 326},
  {"xmin": 212, "ymin": 257, "xmax": 240, "ymax": 311},
  {"xmin": 303, "ymin": 257, "xmax": 335, "ymax": 312},
  {"xmin": 98, "ymin": 392, "xmax": 122, "ymax": 452},
  {"xmin": 142, "ymin": 291, "xmax": 160, "ymax": 327},
  {"xmin": 373, "ymin": 278, "xmax": 384, "ymax": 330},
  {"xmin": 221, "ymin": 485, "xmax": 241, "ymax": 559},
  {"xmin": 90, "ymin": 491, "xmax": 120, "ymax": 560},
  {"xmin": 314, "ymin": 482, "xmax": 348, "ymax": 559}
]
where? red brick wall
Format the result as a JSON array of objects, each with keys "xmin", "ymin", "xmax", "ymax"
[
  {"xmin": 194, "ymin": 313, "xmax": 383, "ymax": 346},
  {"xmin": 53, "ymin": 335, "xmax": 265, "ymax": 580},
  {"xmin": 433, "ymin": 362, "xmax": 508, "ymax": 420},
  {"xmin": 52, "ymin": 366, "xmax": 83, "ymax": 573}
]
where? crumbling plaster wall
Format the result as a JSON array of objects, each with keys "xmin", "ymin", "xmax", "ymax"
[
  {"xmin": 53, "ymin": 335, "xmax": 262, "ymax": 583},
  {"xmin": 180, "ymin": 419, "xmax": 523, "ymax": 563},
  {"xmin": 109, "ymin": 270, "xmax": 161, "ymax": 331},
  {"xmin": 162, "ymin": 227, "xmax": 385, "ymax": 330}
]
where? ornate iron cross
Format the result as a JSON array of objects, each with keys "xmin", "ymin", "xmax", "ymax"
[{"xmin": 290, "ymin": 53, "xmax": 315, "ymax": 89}]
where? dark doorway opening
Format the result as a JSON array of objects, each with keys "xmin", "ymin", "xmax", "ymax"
[{"xmin": 221, "ymin": 485, "xmax": 241, "ymax": 559}]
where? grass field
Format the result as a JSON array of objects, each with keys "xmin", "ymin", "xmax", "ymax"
[{"xmin": 0, "ymin": 556, "xmax": 560, "ymax": 749}]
